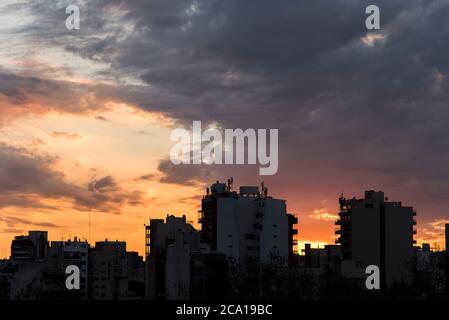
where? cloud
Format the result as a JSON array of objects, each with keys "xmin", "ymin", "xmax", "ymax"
[
  {"xmin": 95, "ymin": 115, "xmax": 108, "ymax": 121},
  {"xmin": 309, "ymin": 209, "xmax": 338, "ymax": 222},
  {"xmin": 0, "ymin": 71, "xmax": 110, "ymax": 127},
  {"xmin": 156, "ymin": 157, "xmax": 259, "ymax": 187},
  {"xmin": 50, "ymin": 131, "xmax": 82, "ymax": 140},
  {"xmin": 88, "ymin": 176, "xmax": 117, "ymax": 192},
  {"xmin": 2, "ymin": 0, "xmax": 449, "ymax": 235},
  {"xmin": 136, "ymin": 174, "xmax": 156, "ymax": 181},
  {"xmin": 0, "ymin": 216, "xmax": 60, "ymax": 229},
  {"xmin": 1, "ymin": 228, "xmax": 25, "ymax": 234},
  {"xmin": 416, "ymin": 219, "xmax": 449, "ymax": 248},
  {"xmin": 157, "ymin": 159, "xmax": 208, "ymax": 186},
  {"xmin": 0, "ymin": 143, "xmax": 145, "ymax": 212}
]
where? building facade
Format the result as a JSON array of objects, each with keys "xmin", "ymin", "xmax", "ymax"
[
  {"xmin": 89, "ymin": 241, "xmax": 128, "ymax": 300},
  {"xmin": 199, "ymin": 181, "xmax": 296, "ymax": 264},
  {"xmin": 336, "ymin": 190, "xmax": 416, "ymax": 288},
  {"xmin": 145, "ymin": 215, "xmax": 200, "ymax": 300}
]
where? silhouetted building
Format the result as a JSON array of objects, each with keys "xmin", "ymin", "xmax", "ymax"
[
  {"xmin": 199, "ymin": 180, "xmax": 296, "ymax": 264},
  {"xmin": 9, "ymin": 261, "xmax": 50, "ymax": 299},
  {"xmin": 190, "ymin": 252, "xmax": 228, "ymax": 300},
  {"xmin": 145, "ymin": 215, "xmax": 200, "ymax": 300},
  {"xmin": 89, "ymin": 240, "xmax": 127, "ymax": 300},
  {"xmin": 11, "ymin": 231, "xmax": 48, "ymax": 263},
  {"xmin": 302, "ymin": 244, "xmax": 341, "ymax": 270},
  {"xmin": 336, "ymin": 191, "xmax": 416, "ymax": 288},
  {"xmin": 48, "ymin": 238, "xmax": 89, "ymax": 299},
  {"xmin": 287, "ymin": 214, "xmax": 298, "ymax": 265},
  {"xmin": 11, "ymin": 236, "xmax": 34, "ymax": 262},
  {"xmin": 0, "ymin": 260, "xmax": 12, "ymax": 299},
  {"xmin": 126, "ymin": 252, "xmax": 145, "ymax": 299},
  {"xmin": 446, "ymin": 224, "xmax": 449, "ymax": 253},
  {"xmin": 422, "ymin": 243, "xmax": 431, "ymax": 252}
]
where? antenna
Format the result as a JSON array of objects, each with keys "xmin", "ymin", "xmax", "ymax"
[{"xmin": 89, "ymin": 207, "xmax": 91, "ymax": 244}]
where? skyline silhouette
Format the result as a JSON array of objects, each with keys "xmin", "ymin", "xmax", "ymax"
[
  {"xmin": 2, "ymin": 0, "xmax": 449, "ymax": 261},
  {"xmin": 2, "ymin": 179, "xmax": 448, "ymax": 300}
]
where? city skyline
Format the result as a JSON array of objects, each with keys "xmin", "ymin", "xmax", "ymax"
[
  {"xmin": 4, "ymin": 181, "xmax": 446, "ymax": 300},
  {"xmin": 1, "ymin": 181, "xmax": 448, "ymax": 260},
  {"xmin": 1, "ymin": 0, "xmax": 449, "ymax": 259}
]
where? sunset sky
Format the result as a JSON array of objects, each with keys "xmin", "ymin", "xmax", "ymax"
[{"xmin": 1, "ymin": 0, "xmax": 449, "ymax": 258}]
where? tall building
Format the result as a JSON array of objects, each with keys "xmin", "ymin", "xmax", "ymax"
[
  {"xmin": 126, "ymin": 252, "xmax": 145, "ymax": 299},
  {"xmin": 89, "ymin": 240, "xmax": 128, "ymax": 300},
  {"xmin": 446, "ymin": 223, "xmax": 449, "ymax": 253},
  {"xmin": 48, "ymin": 238, "xmax": 89, "ymax": 299},
  {"xmin": 199, "ymin": 180, "xmax": 296, "ymax": 264},
  {"xmin": 336, "ymin": 190, "xmax": 416, "ymax": 288},
  {"xmin": 145, "ymin": 215, "xmax": 200, "ymax": 300}
]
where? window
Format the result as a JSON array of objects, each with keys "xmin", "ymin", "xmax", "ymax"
[{"xmin": 245, "ymin": 234, "xmax": 256, "ymax": 240}]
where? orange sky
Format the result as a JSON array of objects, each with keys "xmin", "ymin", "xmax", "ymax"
[
  {"xmin": 0, "ymin": 0, "xmax": 447, "ymax": 259},
  {"xmin": 0, "ymin": 100, "xmax": 446, "ymax": 258}
]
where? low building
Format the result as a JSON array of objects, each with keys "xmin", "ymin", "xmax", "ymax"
[{"xmin": 11, "ymin": 231, "xmax": 48, "ymax": 263}]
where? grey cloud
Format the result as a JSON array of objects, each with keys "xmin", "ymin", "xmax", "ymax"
[
  {"xmin": 0, "ymin": 143, "xmax": 145, "ymax": 212},
  {"xmin": 88, "ymin": 176, "xmax": 117, "ymax": 192},
  {"xmin": 0, "ymin": 216, "xmax": 60, "ymax": 228},
  {"xmin": 136, "ymin": 174, "xmax": 156, "ymax": 181},
  {"xmin": 5, "ymin": 0, "xmax": 449, "ymax": 223}
]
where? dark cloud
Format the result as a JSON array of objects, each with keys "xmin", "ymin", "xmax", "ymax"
[
  {"xmin": 88, "ymin": 176, "xmax": 116, "ymax": 192},
  {"xmin": 4, "ymin": 0, "xmax": 449, "ymax": 225},
  {"xmin": 157, "ymin": 157, "xmax": 260, "ymax": 187},
  {"xmin": 136, "ymin": 174, "xmax": 156, "ymax": 181},
  {"xmin": 157, "ymin": 159, "xmax": 209, "ymax": 186},
  {"xmin": 95, "ymin": 115, "xmax": 108, "ymax": 121},
  {"xmin": 0, "ymin": 144, "xmax": 145, "ymax": 212},
  {"xmin": 0, "ymin": 71, "xmax": 110, "ymax": 127},
  {"xmin": 0, "ymin": 216, "xmax": 60, "ymax": 228}
]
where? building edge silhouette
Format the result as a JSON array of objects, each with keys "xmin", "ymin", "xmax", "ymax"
[{"xmin": 0, "ymin": 179, "xmax": 448, "ymax": 300}]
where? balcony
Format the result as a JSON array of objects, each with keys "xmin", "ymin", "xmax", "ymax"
[
  {"xmin": 288, "ymin": 214, "xmax": 298, "ymax": 224},
  {"xmin": 335, "ymin": 220, "xmax": 341, "ymax": 225}
]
